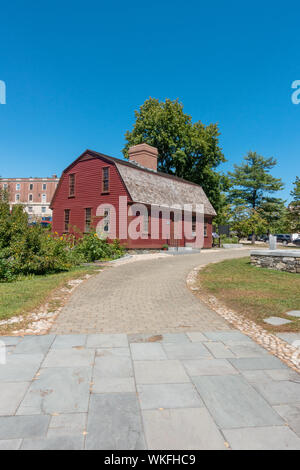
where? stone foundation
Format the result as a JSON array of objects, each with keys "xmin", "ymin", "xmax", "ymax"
[{"xmin": 250, "ymin": 250, "xmax": 300, "ymax": 273}]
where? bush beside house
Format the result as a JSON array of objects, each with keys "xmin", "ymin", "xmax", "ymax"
[{"xmin": 0, "ymin": 197, "xmax": 124, "ymax": 282}]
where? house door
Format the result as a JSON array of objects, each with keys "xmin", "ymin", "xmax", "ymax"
[{"xmin": 169, "ymin": 212, "xmax": 179, "ymax": 248}]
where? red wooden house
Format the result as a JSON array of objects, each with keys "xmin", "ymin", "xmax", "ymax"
[{"xmin": 50, "ymin": 144, "xmax": 216, "ymax": 249}]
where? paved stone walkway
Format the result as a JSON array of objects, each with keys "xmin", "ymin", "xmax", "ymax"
[
  {"xmin": 0, "ymin": 332, "xmax": 300, "ymax": 450},
  {"xmin": 51, "ymin": 249, "xmax": 252, "ymax": 334}
]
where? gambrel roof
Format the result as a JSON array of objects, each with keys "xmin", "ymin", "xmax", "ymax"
[{"xmin": 51, "ymin": 149, "xmax": 217, "ymax": 216}]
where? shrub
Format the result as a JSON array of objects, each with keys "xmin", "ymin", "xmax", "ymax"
[
  {"xmin": 0, "ymin": 201, "xmax": 124, "ymax": 281},
  {"xmin": 0, "ymin": 255, "xmax": 16, "ymax": 282},
  {"xmin": 220, "ymin": 235, "xmax": 239, "ymax": 244},
  {"xmin": 73, "ymin": 232, "xmax": 124, "ymax": 262}
]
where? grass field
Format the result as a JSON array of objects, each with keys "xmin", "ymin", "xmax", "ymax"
[
  {"xmin": 198, "ymin": 257, "xmax": 300, "ymax": 332},
  {"xmin": 0, "ymin": 265, "xmax": 99, "ymax": 322}
]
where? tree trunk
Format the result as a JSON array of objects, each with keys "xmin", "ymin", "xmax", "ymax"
[{"xmin": 251, "ymin": 233, "xmax": 256, "ymax": 245}]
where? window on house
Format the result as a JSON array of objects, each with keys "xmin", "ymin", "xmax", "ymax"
[
  {"xmin": 85, "ymin": 208, "xmax": 92, "ymax": 232},
  {"xmin": 42, "ymin": 207, "xmax": 46, "ymax": 213},
  {"xmin": 28, "ymin": 194, "xmax": 33, "ymax": 202},
  {"xmin": 42, "ymin": 183, "xmax": 47, "ymax": 190},
  {"xmin": 29, "ymin": 183, "xmax": 33, "ymax": 190},
  {"xmin": 42, "ymin": 194, "xmax": 46, "ymax": 203},
  {"xmin": 15, "ymin": 194, "xmax": 20, "ymax": 202},
  {"xmin": 143, "ymin": 213, "xmax": 149, "ymax": 234},
  {"xmin": 28, "ymin": 206, "xmax": 33, "ymax": 212},
  {"xmin": 64, "ymin": 209, "xmax": 70, "ymax": 232},
  {"xmin": 16, "ymin": 183, "xmax": 20, "ymax": 191},
  {"xmin": 139, "ymin": 210, "xmax": 148, "ymax": 234},
  {"xmin": 204, "ymin": 223, "xmax": 208, "ymax": 237},
  {"xmin": 103, "ymin": 208, "xmax": 110, "ymax": 232},
  {"xmin": 102, "ymin": 167, "xmax": 109, "ymax": 192},
  {"xmin": 192, "ymin": 216, "xmax": 197, "ymax": 233},
  {"xmin": 3, "ymin": 183, "xmax": 7, "ymax": 189},
  {"xmin": 69, "ymin": 174, "xmax": 75, "ymax": 197}
]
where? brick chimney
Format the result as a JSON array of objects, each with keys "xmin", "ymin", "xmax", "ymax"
[{"xmin": 128, "ymin": 143, "xmax": 158, "ymax": 172}]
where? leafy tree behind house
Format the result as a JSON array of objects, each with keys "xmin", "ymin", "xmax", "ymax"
[
  {"xmin": 231, "ymin": 206, "xmax": 268, "ymax": 241},
  {"xmin": 257, "ymin": 197, "xmax": 289, "ymax": 234},
  {"xmin": 228, "ymin": 151, "xmax": 284, "ymax": 242},
  {"xmin": 123, "ymin": 98, "xmax": 226, "ymax": 215}
]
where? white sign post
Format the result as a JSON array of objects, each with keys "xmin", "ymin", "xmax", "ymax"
[{"xmin": 269, "ymin": 235, "xmax": 277, "ymax": 250}]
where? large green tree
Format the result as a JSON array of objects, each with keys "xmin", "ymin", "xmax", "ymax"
[
  {"xmin": 228, "ymin": 151, "xmax": 284, "ymax": 209},
  {"xmin": 231, "ymin": 206, "xmax": 268, "ymax": 242},
  {"xmin": 228, "ymin": 151, "xmax": 284, "ymax": 242},
  {"xmin": 288, "ymin": 177, "xmax": 300, "ymax": 232},
  {"xmin": 123, "ymin": 98, "xmax": 226, "ymax": 214},
  {"xmin": 257, "ymin": 197, "xmax": 289, "ymax": 234}
]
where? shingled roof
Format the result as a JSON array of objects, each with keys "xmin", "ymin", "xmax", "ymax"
[
  {"xmin": 51, "ymin": 149, "xmax": 217, "ymax": 216},
  {"xmin": 87, "ymin": 150, "xmax": 216, "ymax": 216}
]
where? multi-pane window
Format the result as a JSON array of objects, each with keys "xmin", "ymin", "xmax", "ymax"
[
  {"xmin": 42, "ymin": 194, "xmax": 46, "ymax": 203},
  {"xmin": 28, "ymin": 206, "xmax": 33, "ymax": 212},
  {"xmin": 138, "ymin": 210, "xmax": 149, "ymax": 234},
  {"xmin": 85, "ymin": 208, "xmax": 92, "ymax": 232},
  {"xmin": 103, "ymin": 208, "xmax": 110, "ymax": 232},
  {"xmin": 192, "ymin": 216, "xmax": 197, "ymax": 233},
  {"xmin": 15, "ymin": 194, "xmax": 20, "ymax": 202},
  {"xmin": 69, "ymin": 174, "xmax": 75, "ymax": 197},
  {"xmin": 28, "ymin": 194, "xmax": 33, "ymax": 202},
  {"xmin": 64, "ymin": 209, "xmax": 70, "ymax": 232},
  {"xmin": 3, "ymin": 183, "xmax": 7, "ymax": 189},
  {"xmin": 16, "ymin": 183, "xmax": 20, "ymax": 191},
  {"xmin": 42, "ymin": 183, "xmax": 47, "ymax": 190},
  {"xmin": 102, "ymin": 167, "xmax": 109, "ymax": 192},
  {"xmin": 29, "ymin": 183, "xmax": 33, "ymax": 190},
  {"xmin": 42, "ymin": 207, "xmax": 46, "ymax": 213}
]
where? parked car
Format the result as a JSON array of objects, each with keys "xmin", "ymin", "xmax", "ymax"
[
  {"xmin": 40, "ymin": 221, "xmax": 52, "ymax": 229},
  {"xmin": 247, "ymin": 234, "xmax": 258, "ymax": 241},
  {"xmin": 274, "ymin": 234, "xmax": 292, "ymax": 245},
  {"xmin": 293, "ymin": 238, "xmax": 300, "ymax": 246}
]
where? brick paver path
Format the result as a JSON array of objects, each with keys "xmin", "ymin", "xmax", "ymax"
[{"xmin": 51, "ymin": 249, "xmax": 252, "ymax": 334}]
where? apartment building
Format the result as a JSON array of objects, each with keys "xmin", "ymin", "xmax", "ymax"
[{"xmin": 0, "ymin": 176, "xmax": 59, "ymax": 219}]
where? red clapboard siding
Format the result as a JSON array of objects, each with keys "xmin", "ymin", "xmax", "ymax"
[
  {"xmin": 51, "ymin": 157, "xmax": 129, "ymax": 238},
  {"xmin": 51, "ymin": 153, "xmax": 213, "ymax": 248}
]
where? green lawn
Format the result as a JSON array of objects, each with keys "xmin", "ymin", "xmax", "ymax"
[
  {"xmin": 198, "ymin": 257, "xmax": 300, "ymax": 332},
  {"xmin": 0, "ymin": 266, "xmax": 99, "ymax": 323}
]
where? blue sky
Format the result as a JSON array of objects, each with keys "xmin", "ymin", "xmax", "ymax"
[{"xmin": 0, "ymin": 1, "xmax": 299, "ymax": 202}]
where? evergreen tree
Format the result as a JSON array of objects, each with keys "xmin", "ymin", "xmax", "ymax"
[{"xmin": 228, "ymin": 151, "xmax": 284, "ymax": 243}]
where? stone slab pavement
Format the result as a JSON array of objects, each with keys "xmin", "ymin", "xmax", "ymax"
[{"xmin": 0, "ymin": 331, "xmax": 299, "ymax": 450}]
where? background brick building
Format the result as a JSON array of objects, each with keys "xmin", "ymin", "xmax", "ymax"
[{"xmin": 0, "ymin": 176, "xmax": 59, "ymax": 219}]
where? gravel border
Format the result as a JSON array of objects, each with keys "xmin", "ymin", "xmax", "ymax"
[{"xmin": 186, "ymin": 265, "xmax": 300, "ymax": 374}]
